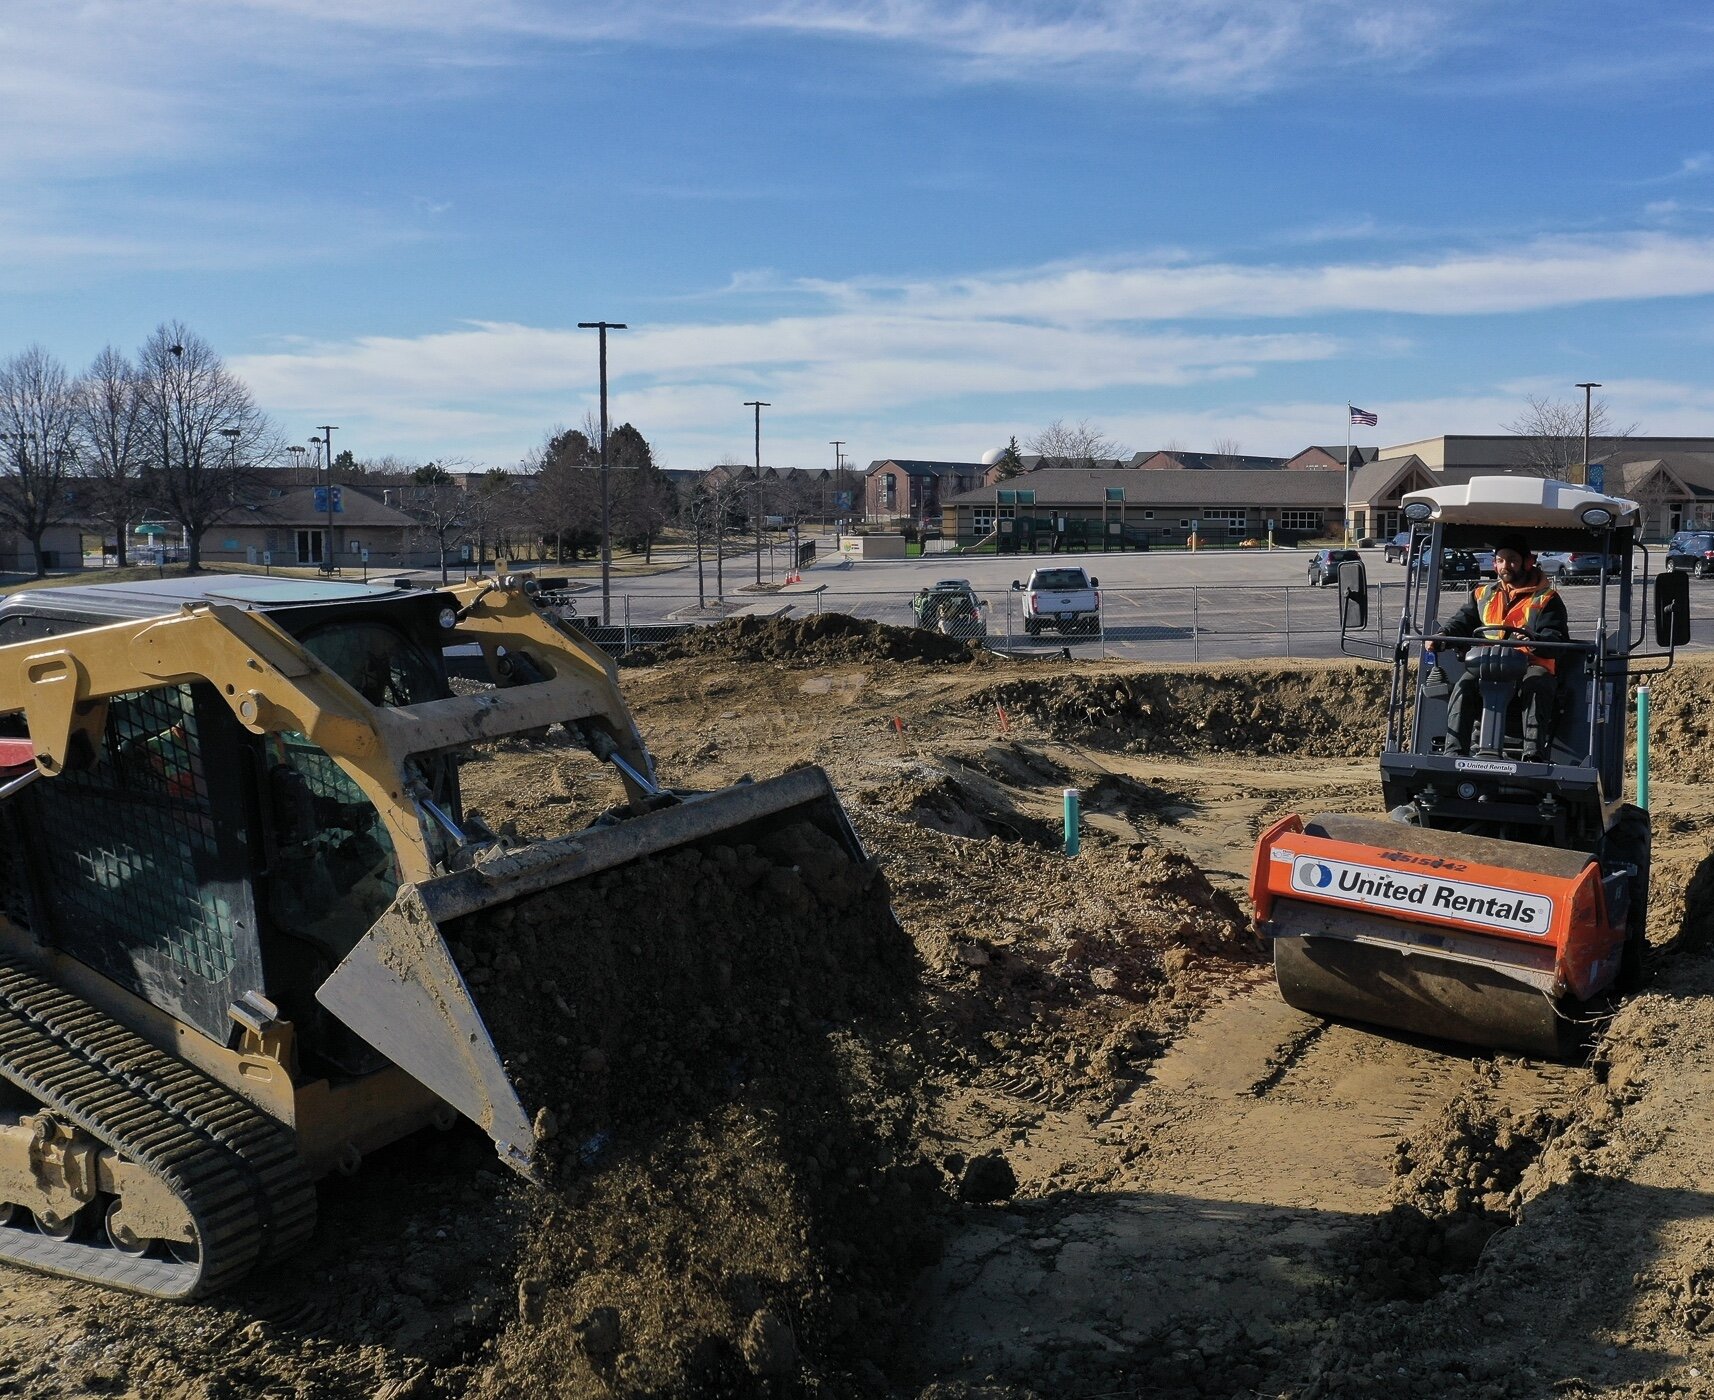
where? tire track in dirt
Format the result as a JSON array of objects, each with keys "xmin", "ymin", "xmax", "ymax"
[{"xmin": 908, "ymin": 989, "xmax": 1581, "ymax": 1395}]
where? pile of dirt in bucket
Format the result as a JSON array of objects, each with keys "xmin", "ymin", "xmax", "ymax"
[
  {"xmin": 630, "ymin": 613, "xmax": 982, "ymax": 669},
  {"xmin": 444, "ymin": 813, "xmax": 943, "ymax": 1398},
  {"xmin": 967, "ymin": 663, "xmax": 1389, "ymax": 756}
]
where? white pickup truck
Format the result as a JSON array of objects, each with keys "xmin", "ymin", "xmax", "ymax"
[{"xmin": 1013, "ymin": 565, "xmax": 1102, "ymax": 636}]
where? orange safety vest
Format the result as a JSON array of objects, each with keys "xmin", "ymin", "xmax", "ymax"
[{"xmin": 1476, "ymin": 579, "xmax": 1559, "ymax": 674}]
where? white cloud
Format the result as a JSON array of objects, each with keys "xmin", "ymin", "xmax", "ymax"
[
  {"xmin": 224, "ymin": 229, "xmax": 1714, "ymax": 466},
  {"xmin": 871, "ymin": 235, "xmax": 1714, "ymax": 322}
]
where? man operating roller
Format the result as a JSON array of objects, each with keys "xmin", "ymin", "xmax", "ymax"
[{"xmin": 1425, "ymin": 533, "xmax": 1570, "ymax": 762}]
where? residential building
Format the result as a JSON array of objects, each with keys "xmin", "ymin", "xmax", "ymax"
[{"xmin": 863, "ymin": 459, "xmax": 987, "ymax": 527}]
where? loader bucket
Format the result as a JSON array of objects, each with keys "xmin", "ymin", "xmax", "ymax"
[{"xmin": 315, "ymin": 765, "xmax": 885, "ymax": 1173}]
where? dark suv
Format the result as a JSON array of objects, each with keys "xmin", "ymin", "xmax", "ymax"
[
  {"xmin": 1307, "ymin": 548, "xmax": 1360, "ymax": 587},
  {"xmin": 1666, "ymin": 531, "xmax": 1714, "ymax": 578}
]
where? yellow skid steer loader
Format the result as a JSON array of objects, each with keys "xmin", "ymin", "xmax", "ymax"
[{"xmin": 0, "ymin": 574, "xmax": 875, "ymax": 1298}]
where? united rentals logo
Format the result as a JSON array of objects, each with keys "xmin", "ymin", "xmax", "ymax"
[
  {"xmin": 1290, "ymin": 854, "xmax": 1551, "ymax": 937},
  {"xmin": 1455, "ymin": 758, "xmax": 1517, "ymax": 775}
]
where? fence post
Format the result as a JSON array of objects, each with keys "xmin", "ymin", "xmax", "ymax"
[
  {"xmin": 1192, "ymin": 586, "xmax": 1200, "ymax": 661},
  {"xmin": 623, "ymin": 595, "xmax": 632, "ymax": 654},
  {"xmin": 1284, "ymin": 586, "xmax": 1292, "ymax": 659}
]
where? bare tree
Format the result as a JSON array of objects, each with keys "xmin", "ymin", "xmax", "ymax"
[
  {"xmin": 0, "ymin": 346, "xmax": 79, "ymax": 578},
  {"xmin": 704, "ymin": 458, "xmax": 751, "ymax": 601},
  {"xmin": 1210, "ymin": 436, "xmax": 1244, "ymax": 469},
  {"xmin": 1501, "ymin": 395, "xmax": 1637, "ymax": 481},
  {"xmin": 1027, "ymin": 417, "xmax": 1127, "ymax": 469},
  {"xmin": 464, "ymin": 469, "xmax": 522, "ymax": 574},
  {"xmin": 75, "ymin": 346, "xmax": 148, "ymax": 567},
  {"xmin": 403, "ymin": 463, "xmax": 473, "ymax": 584},
  {"xmin": 680, "ymin": 482, "xmax": 723, "ymax": 608},
  {"xmin": 135, "ymin": 322, "xmax": 273, "ymax": 571}
]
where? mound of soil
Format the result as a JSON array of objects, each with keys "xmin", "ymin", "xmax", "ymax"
[
  {"xmin": 1332, "ymin": 1094, "xmax": 1567, "ymax": 1305},
  {"xmin": 447, "ymin": 813, "xmax": 942, "ymax": 1398},
  {"xmin": 860, "ymin": 807, "xmax": 1262, "ymax": 1113},
  {"xmin": 967, "ymin": 664, "xmax": 1389, "ymax": 756},
  {"xmin": 632, "ymin": 613, "xmax": 981, "ymax": 669}
]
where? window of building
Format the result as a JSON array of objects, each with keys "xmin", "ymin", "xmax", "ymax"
[
  {"xmin": 1201, "ymin": 508, "xmax": 1247, "ymax": 537},
  {"xmin": 972, "ymin": 507, "xmax": 995, "ymax": 534},
  {"xmin": 1279, "ymin": 509, "xmax": 1324, "ymax": 531},
  {"xmin": 1143, "ymin": 510, "xmax": 1155, "ymax": 520}
]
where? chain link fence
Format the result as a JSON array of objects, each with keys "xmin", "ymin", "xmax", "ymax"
[{"xmin": 542, "ymin": 576, "xmax": 1714, "ymax": 663}]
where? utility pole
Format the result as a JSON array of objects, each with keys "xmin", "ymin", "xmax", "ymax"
[
  {"xmin": 745, "ymin": 401, "xmax": 770, "ymax": 585},
  {"xmin": 578, "ymin": 321, "xmax": 628, "ymax": 625},
  {"xmin": 317, "ymin": 425, "xmax": 339, "ymax": 570},
  {"xmin": 1575, "ymin": 382, "xmax": 1601, "ymax": 487}
]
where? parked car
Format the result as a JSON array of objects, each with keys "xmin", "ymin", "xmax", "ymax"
[
  {"xmin": 912, "ymin": 578, "xmax": 987, "ymax": 639},
  {"xmin": 1407, "ymin": 547, "xmax": 1480, "ymax": 587},
  {"xmin": 1474, "ymin": 549, "xmax": 1497, "ymax": 578},
  {"xmin": 1013, "ymin": 566, "xmax": 1101, "ymax": 636},
  {"xmin": 1537, "ymin": 550, "xmax": 1624, "ymax": 583},
  {"xmin": 1666, "ymin": 530, "xmax": 1714, "ymax": 578},
  {"xmin": 1436, "ymin": 549, "xmax": 1480, "ymax": 587},
  {"xmin": 1306, "ymin": 548, "xmax": 1360, "ymax": 587},
  {"xmin": 1383, "ymin": 531, "xmax": 1418, "ymax": 564}
]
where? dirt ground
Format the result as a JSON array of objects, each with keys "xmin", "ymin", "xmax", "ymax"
[{"xmin": 3, "ymin": 622, "xmax": 1714, "ymax": 1399}]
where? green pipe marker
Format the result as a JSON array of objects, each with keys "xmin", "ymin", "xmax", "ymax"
[
  {"xmin": 1063, "ymin": 787, "xmax": 1081, "ymax": 857},
  {"xmin": 1637, "ymin": 686, "xmax": 1651, "ymax": 812}
]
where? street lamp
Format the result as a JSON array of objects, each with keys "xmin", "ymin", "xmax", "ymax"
[
  {"xmin": 1575, "ymin": 382, "xmax": 1601, "ymax": 486},
  {"xmin": 317, "ymin": 425, "xmax": 339, "ymax": 572},
  {"xmin": 829, "ymin": 439, "xmax": 845, "ymax": 536},
  {"xmin": 578, "ymin": 321, "xmax": 629, "ymax": 626},
  {"xmin": 286, "ymin": 444, "xmax": 307, "ymax": 482},
  {"xmin": 744, "ymin": 401, "xmax": 771, "ymax": 585}
]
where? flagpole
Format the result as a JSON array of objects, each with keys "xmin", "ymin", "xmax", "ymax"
[{"xmin": 1344, "ymin": 405, "xmax": 1352, "ymax": 546}]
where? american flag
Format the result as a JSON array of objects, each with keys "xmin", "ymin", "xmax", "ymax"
[{"xmin": 1349, "ymin": 405, "xmax": 1379, "ymax": 427}]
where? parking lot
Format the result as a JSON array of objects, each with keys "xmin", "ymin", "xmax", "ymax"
[{"xmin": 563, "ymin": 542, "xmax": 1714, "ymax": 663}]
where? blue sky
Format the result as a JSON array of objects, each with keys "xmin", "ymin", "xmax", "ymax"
[{"xmin": 4, "ymin": 1, "xmax": 1713, "ymax": 472}]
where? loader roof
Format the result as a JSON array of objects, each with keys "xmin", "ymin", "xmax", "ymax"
[
  {"xmin": 0, "ymin": 574, "xmax": 418, "ymax": 628},
  {"xmin": 1401, "ymin": 475, "xmax": 1640, "ymax": 528}
]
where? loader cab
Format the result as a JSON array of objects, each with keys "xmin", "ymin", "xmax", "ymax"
[
  {"xmin": 0, "ymin": 578, "xmax": 465, "ymax": 1074},
  {"xmin": 1338, "ymin": 479, "xmax": 1686, "ymax": 853}
]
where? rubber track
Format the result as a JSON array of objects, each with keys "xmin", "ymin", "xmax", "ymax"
[{"xmin": 0, "ymin": 955, "xmax": 315, "ymax": 1298}]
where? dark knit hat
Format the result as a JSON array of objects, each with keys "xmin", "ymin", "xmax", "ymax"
[{"xmin": 1495, "ymin": 533, "xmax": 1533, "ymax": 558}]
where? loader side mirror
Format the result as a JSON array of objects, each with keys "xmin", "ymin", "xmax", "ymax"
[
  {"xmin": 1655, "ymin": 569, "xmax": 1692, "ymax": 647},
  {"xmin": 1337, "ymin": 558, "xmax": 1369, "ymax": 632}
]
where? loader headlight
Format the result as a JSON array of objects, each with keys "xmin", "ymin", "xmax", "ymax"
[
  {"xmin": 1403, "ymin": 501, "xmax": 1433, "ymax": 522},
  {"xmin": 438, "ymin": 606, "xmax": 459, "ymax": 630},
  {"xmin": 1458, "ymin": 782, "xmax": 1477, "ymax": 800},
  {"xmin": 1580, "ymin": 506, "xmax": 1615, "ymax": 528}
]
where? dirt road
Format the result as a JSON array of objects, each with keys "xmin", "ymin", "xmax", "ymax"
[{"xmin": 2, "ymin": 628, "xmax": 1713, "ymax": 1399}]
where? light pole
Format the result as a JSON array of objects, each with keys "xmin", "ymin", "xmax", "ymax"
[
  {"xmin": 1575, "ymin": 382, "xmax": 1601, "ymax": 486},
  {"xmin": 578, "ymin": 321, "xmax": 628, "ymax": 626},
  {"xmin": 286, "ymin": 444, "xmax": 307, "ymax": 482},
  {"xmin": 745, "ymin": 401, "xmax": 770, "ymax": 585},
  {"xmin": 317, "ymin": 425, "xmax": 339, "ymax": 571},
  {"xmin": 829, "ymin": 439, "xmax": 844, "ymax": 536}
]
